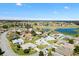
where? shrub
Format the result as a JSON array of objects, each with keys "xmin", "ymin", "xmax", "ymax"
[
  {"xmin": 39, "ymin": 51, "xmax": 44, "ymax": 56},
  {"xmin": 48, "ymin": 51, "xmax": 52, "ymax": 56},
  {"xmin": 68, "ymin": 39, "xmax": 74, "ymax": 44},
  {"xmin": 52, "ymin": 48, "xmax": 55, "ymax": 52},
  {"xmin": 24, "ymin": 49, "xmax": 30, "ymax": 54},
  {"xmin": 74, "ymin": 45, "xmax": 79, "ymax": 54},
  {"xmin": 0, "ymin": 48, "xmax": 5, "ymax": 55},
  {"xmin": 2, "ymin": 25, "xmax": 8, "ymax": 29}
]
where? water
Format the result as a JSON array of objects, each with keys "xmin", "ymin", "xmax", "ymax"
[{"xmin": 55, "ymin": 28, "xmax": 79, "ymax": 35}]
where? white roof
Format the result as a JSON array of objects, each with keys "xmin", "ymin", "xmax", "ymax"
[
  {"xmin": 21, "ymin": 43, "xmax": 37, "ymax": 50},
  {"xmin": 44, "ymin": 36, "xmax": 55, "ymax": 41},
  {"xmin": 35, "ymin": 38, "xmax": 48, "ymax": 45},
  {"xmin": 36, "ymin": 32, "xmax": 42, "ymax": 34},
  {"xmin": 12, "ymin": 38, "xmax": 24, "ymax": 44}
]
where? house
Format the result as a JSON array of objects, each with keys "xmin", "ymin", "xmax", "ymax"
[
  {"xmin": 44, "ymin": 36, "xmax": 55, "ymax": 41},
  {"xmin": 35, "ymin": 38, "xmax": 49, "ymax": 45},
  {"xmin": 25, "ymin": 33, "xmax": 32, "ymax": 40},
  {"xmin": 12, "ymin": 38, "xmax": 24, "ymax": 45},
  {"xmin": 28, "ymin": 28, "xmax": 33, "ymax": 32},
  {"xmin": 21, "ymin": 43, "xmax": 37, "ymax": 50},
  {"xmin": 55, "ymin": 43, "xmax": 74, "ymax": 56},
  {"xmin": 36, "ymin": 31, "xmax": 42, "ymax": 35}
]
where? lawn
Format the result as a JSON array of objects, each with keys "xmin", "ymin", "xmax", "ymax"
[
  {"xmin": 37, "ymin": 44, "xmax": 48, "ymax": 49},
  {"xmin": 47, "ymin": 40, "xmax": 57, "ymax": 44},
  {"xmin": 10, "ymin": 42, "xmax": 37, "ymax": 55},
  {"xmin": 24, "ymin": 35, "xmax": 41, "ymax": 44}
]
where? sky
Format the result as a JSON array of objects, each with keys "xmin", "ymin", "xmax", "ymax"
[{"xmin": 0, "ymin": 3, "xmax": 79, "ymax": 20}]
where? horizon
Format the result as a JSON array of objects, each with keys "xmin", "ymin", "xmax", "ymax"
[{"xmin": 0, "ymin": 3, "xmax": 79, "ymax": 20}]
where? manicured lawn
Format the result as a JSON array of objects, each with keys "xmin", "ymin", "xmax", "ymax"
[
  {"xmin": 37, "ymin": 44, "xmax": 48, "ymax": 49},
  {"xmin": 47, "ymin": 40, "xmax": 57, "ymax": 44},
  {"xmin": 10, "ymin": 42, "xmax": 37, "ymax": 55},
  {"xmin": 10, "ymin": 42, "xmax": 25, "ymax": 55},
  {"xmin": 24, "ymin": 35, "xmax": 41, "ymax": 44}
]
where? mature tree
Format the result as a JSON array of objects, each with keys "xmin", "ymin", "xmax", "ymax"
[
  {"xmin": 16, "ymin": 44, "xmax": 21, "ymax": 50},
  {"xmin": 24, "ymin": 48, "xmax": 31, "ymax": 54},
  {"xmin": 2, "ymin": 25, "xmax": 8, "ymax": 29},
  {"xmin": 75, "ymin": 34, "xmax": 79, "ymax": 37},
  {"xmin": 74, "ymin": 45, "xmax": 79, "ymax": 55},
  {"xmin": 68, "ymin": 39, "xmax": 74, "ymax": 44},
  {"xmin": 25, "ymin": 24, "xmax": 32, "ymax": 29},
  {"xmin": 39, "ymin": 51, "xmax": 44, "ymax": 56},
  {"xmin": 13, "ymin": 34, "xmax": 20, "ymax": 40},
  {"xmin": 31, "ymin": 30, "xmax": 37, "ymax": 36},
  {"xmin": 17, "ymin": 44, "xmax": 21, "ymax": 48},
  {"xmin": 52, "ymin": 48, "xmax": 55, "ymax": 52},
  {"xmin": 48, "ymin": 51, "xmax": 52, "ymax": 56},
  {"xmin": 16, "ymin": 31, "xmax": 20, "ymax": 35},
  {"xmin": 34, "ymin": 23, "xmax": 37, "ymax": 25},
  {"xmin": 0, "ymin": 48, "xmax": 5, "ymax": 56}
]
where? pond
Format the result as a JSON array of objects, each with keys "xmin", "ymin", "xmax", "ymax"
[{"xmin": 55, "ymin": 28, "xmax": 79, "ymax": 35}]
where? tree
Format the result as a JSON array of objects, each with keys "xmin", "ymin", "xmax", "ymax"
[
  {"xmin": 34, "ymin": 23, "xmax": 37, "ymax": 25},
  {"xmin": 68, "ymin": 39, "xmax": 74, "ymax": 44},
  {"xmin": 24, "ymin": 48, "xmax": 31, "ymax": 54},
  {"xmin": 48, "ymin": 51, "xmax": 52, "ymax": 56},
  {"xmin": 0, "ymin": 48, "xmax": 5, "ymax": 56},
  {"xmin": 16, "ymin": 31, "xmax": 20, "ymax": 35},
  {"xmin": 39, "ymin": 51, "xmax": 44, "ymax": 56},
  {"xmin": 75, "ymin": 34, "xmax": 79, "ymax": 37},
  {"xmin": 31, "ymin": 30, "xmax": 37, "ymax": 36},
  {"xmin": 2, "ymin": 25, "xmax": 8, "ymax": 29},
  {"xmin": 52, "ymin": 48, "xmax": 55, "ymax": 52},
  {"xmin": 74, "ymin": 45, "xmax": 79, "ymax": 55},
  {"xmin": 16, "ymin": 44, "xmax": 21, "ymax": 50},
  {"xmin": 25, "ymin": 24, "xmax": 32, "ymax": 29},
  {"xmin": 13, "ymin": 35, "xmax": 20, "ymax": 40}
]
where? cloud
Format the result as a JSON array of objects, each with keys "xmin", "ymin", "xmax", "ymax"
[
  {"xmin": 16, "ymin": 3, "xmax": 22, "ymax": 6},
  {"xmin": 64, "ymin": 6, "xmax": 69, "ymax": 10}
]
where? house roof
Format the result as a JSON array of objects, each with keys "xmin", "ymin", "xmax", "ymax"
[
  {"xmin": 12, "ymin": 38, "xmax": 24, "ymax": 44},
  {"xmin": 21, "ymin": 43, "xmax": 37, "ymax": 50}
]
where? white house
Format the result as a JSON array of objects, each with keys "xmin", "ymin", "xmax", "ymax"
[
  {"xmin": 36, "ymin": 31, "xmax": 42, "ymax": 35},
  {"xmin": 35, "ymin": 38, "xmax": 49, "ymax": 45},
  {"xmin": 44, "ymin": 36, "xmax": 55, "ymax": 41},
  {"xmin": 12, "ymin": 38, "xmax": 24, "ymax": 45}
]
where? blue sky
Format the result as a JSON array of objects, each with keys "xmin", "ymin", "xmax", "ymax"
[{"xmin": 0, "ymin": 3, "xmax": 79, "ymax": 20}]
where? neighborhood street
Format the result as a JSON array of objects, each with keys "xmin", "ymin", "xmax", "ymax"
[{"xmin": 0, "ymin": 32, "xmax": 17, "ymax": 56}]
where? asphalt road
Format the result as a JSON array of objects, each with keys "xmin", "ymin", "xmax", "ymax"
[{"xmin": 0, "ymin": 32, "xmax": 17, "ymax": 56}]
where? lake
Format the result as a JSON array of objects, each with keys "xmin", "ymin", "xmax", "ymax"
[{"xmin": 55, "ymin": 28, "xmax": 79, "ymax": 35}]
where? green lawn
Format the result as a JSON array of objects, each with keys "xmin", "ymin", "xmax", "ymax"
[
  {"xmin": 47, "ymin": 40, "xmax": 57, "ymax": 44},
  {"xmin": 24, "ymin": 35, "xmax": 41, "ymax": 44},
  {"xmin": 37, "ymin": 44, "xmax": 48, "ymax": 49},
  {"xmin": 10, "ymin": 42, "xmax": 37, "ymax": 55}
]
